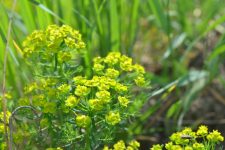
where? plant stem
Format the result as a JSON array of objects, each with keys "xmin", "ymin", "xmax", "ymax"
[
  {"xmin": 54, "ymin": 53, "xmax": 58, "ymax": 73},
  {"xmin": 85, "ymin": 127, "xmax": 91, "ymax": 150}
]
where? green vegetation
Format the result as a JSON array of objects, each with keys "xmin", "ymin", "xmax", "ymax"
[{"xmin": 1, "ymin": 0, "xmax": 225, "ymax": 149}]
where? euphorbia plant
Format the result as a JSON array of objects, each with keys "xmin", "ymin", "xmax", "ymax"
[
  {"xmin": 1, "ymin": 25, "xmax": 149, "ymax": 149},
  {"xmin": 150, "ymin": 125, "xmax": 224, "ymax": 150}
]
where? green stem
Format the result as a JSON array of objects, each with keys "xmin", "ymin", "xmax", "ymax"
[
  {"xmin": 85, "ymin": 127, "xmax": 91, "ymax": 150},
  {"xmin": 54, "ymin": 53, "xmax": 58, "ymax": 73}
]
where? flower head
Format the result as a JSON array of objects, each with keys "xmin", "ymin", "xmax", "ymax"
[
  {"xmin": 75, "ymin": 85, "xmax": 90, "ymax": 97},
  {"xmin": 118, "ymin": 96, "xmax": 129, "ymax": 107},
  {"xmin": 88, "ymin": 99, "xmax": 103, "ymax": 111},
  {"xmin": 196, "ymin": 125, "xmax": 208, "ymax": 137},
  {"xmin": 113, "ymin": 140, "xmax": 126, "ymax": 150},
  {"xmin": 193, "ymin": 142, "xmax": 204, "ymax": 150},
  {"xmin": 76, "ymin": 115, "xmax": 91, "ymax": 128},
  {"xmin": 207, "ymin": 130, "xmax": 224, "ymax": 143},
  {"xmin": 150, "ymin": 144, "xmax": 163, "ymax": 150},
  {"xmin": 96, "ymin": 90, "xmax": 111, "ymax": 103},
  {"xmin": 105, "ymin": 111, "xmax": 121, "ymax": 125},
  {"xmin": 65, "ymin": 95, "xmax": 79, "ymax": 107}
]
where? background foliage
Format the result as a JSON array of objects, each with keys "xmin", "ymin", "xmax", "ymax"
[{"xmin": 1, "ymin": 0, "xmax": 225, "ymax": 149}]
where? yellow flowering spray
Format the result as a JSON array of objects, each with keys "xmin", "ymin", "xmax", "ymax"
[
  {"xmin": 150, "ymin": 125, "xmax": 224, "ymax": 150},
  {"xmin": 13, "ymin": 25, "xmax": 150, "ymax": 149}
]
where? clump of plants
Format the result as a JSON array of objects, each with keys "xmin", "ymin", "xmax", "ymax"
[
  {"xmin": 0, "ymin": 25, "xmax": 149, "ymax": 149},
  {"xmin": 0, "ymin": 25, "xmax": 224, "ymax": 150},
  {"xmin": 150, "ymin": 125, "xmax": 224, "ymax": 150}
]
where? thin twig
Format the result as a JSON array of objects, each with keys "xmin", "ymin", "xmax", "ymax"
[{"xmin": 1, "ymin": 0, "xmax": 17, "ymax": 149}]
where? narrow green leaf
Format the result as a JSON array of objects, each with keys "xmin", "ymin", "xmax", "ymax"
[
  {"xmin": 28, "ymin": 0, "xmax": 65, "ymax": 24},
  {"xmin": 148, "ymin": 0, "xmax": 168, "ymax": 32},
  {"xmin": 109, "ymin": 0, "xmax": 120, "ymax": 51}
]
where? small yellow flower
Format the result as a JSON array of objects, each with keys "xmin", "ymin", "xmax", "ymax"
[
  {"xmin": 113, "ymin": 140, "xmax": 126, "ymax": 150},
  {"xmin": 150, "ymin": 144, "xmax": 163, "ymax": 150},
  {"xmin": 181, "ymin": 127, "xmax": 196, "ymax": 138},
  {"xmin": 120, "ymin": 55, "xmax": 133, "ymax": 71},
  {"xmin": 57, "ymin": 84, "xmax": 71, "ymax": 94},
  {"xmin": 85, "ymin": 76, "xmax": 100, "ymax": 87},
  {"xmin": 193, "ymin": 142, "xmax": 204, "ymax": 150},
  {"xmin": 170, "ymin": 132, "xmax": 189, "ymax": 145},
  {"xmin": 65, "ymin": 95, "xmax": 79, "ymax": 107},
  {"xmin": 104, "ymin": 52, "xmax": 121, "ymax": 65},
  {"xmin": 207, "ymin": 130, "xmax": 224, "ymax": 143},
  {"xmin": 93, "ymin": 63, "xmax": 105, "ymax": 73},
  {"xmin": 96, "ymin": 90, "xmax": 111, "ymax": 103},
  {"xmin": 115, "ymin": 83, "xmax": 128, "ymax": 93},
  {"xmin": 134, "ymin": 75, "xmax": 145, "ymax": 87},
  {"xmin": 165, "ymin": 142, "xmax": 173, "ymax": 150},
  {"xmin": 129, "ymin": 140, "xmax": 140, "ymax": 149},
  {"xmin": 105, "ymin": 111, "xmax": 121, "ymax": 125},
  {"xmin": 133, "ymin": 64, "xmax": 145, "ymax": 74},
  {"xmin": 105, "ymin": 68, "xmax": 119, "ymax": 79},
  {"xmin": 127, "ymin": 146, "xmax": 134, "ymax": 150},
  {"xmin": 74, "ymin": 85, "xmax": 90, "ymax": 97},
  {"xmin": 196, "ymin": 125, "xmax": 208, "ymax": 136},
  {"xmin": 118, "ymin": 96, "xmax": 129, "ymax": 107},
  {"xmin": 75, "ymin": 115, "xmax": 91, "ymax": 128},
  {"xmin": 93, "ymin": 56, "xmax": 103, "ymax": 64},
  {"xmin": 88, "ymin": 99, "xmax": 103, "ymax": 111},
  {"xmin": 73, "ymin": 76, "xmax": 86, "ymax": 85}
]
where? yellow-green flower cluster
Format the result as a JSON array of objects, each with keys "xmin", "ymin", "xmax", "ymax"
[
  {"xmin": 165, "ymin": 142, "xmax": 182, "ymax": 150},
  {"xmin": 58, "ymin": 84, "xmax": 71, "ymax": 94},
  {"xmin": 92, "ymin": 52, "xmax": 147, "ymax": 86},
  {"xmin": 103, "ymin": 140, "xmax": 140, "ymax": 150},
  {"xmin": 88, "ymin": 99, "xmax": 103, "ymax": 110},
  {"xmin": 22, "ymin": 25, "xmax": 85, "ymax": 61},
  {"xmin": 75, "ymin": 114, "xmax": 91, "ymax": 128},
  {"xmin": 151, "ymin": 125, "xmax": 224, "ymax": 150},
  {"xmin": 118, "ymin": 96, "xmax": 129, "ymax": 107},
  {"xmin": 96, "ymin": 90, "xmax": 111, "ymax": 103},
  {"xmin": 196, "ymin": 125, "xmax": 208, "ymax": 136},
  {"xmin": 150, "ymin": 144, "xmax": 163, "ymax": 150},
  {"xmin": 170, "ymin": 127, "xmax": 196, "ymax": 145},
  {"xmin": 192, "ymin": 142, "xmax": 204, "ymax": 150},
  {"xmin": 65, "ymin": 95, "xmax": 79, "ymax": 107},
  {"xmin": 105, "ymin": 111, "xmax": 121, "ymax": 125},
  {"xmin": 74, "ymin": 85, "xmax": 90, "ymax": 97},
  {"xmin": 207, "ymin": 130, "xmax": 224, "ymax": 143}
]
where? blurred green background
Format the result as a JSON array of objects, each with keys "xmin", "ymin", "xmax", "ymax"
[{"xmin": 1, "ymin": 0, "xmax": 225, "ymax": 148}]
